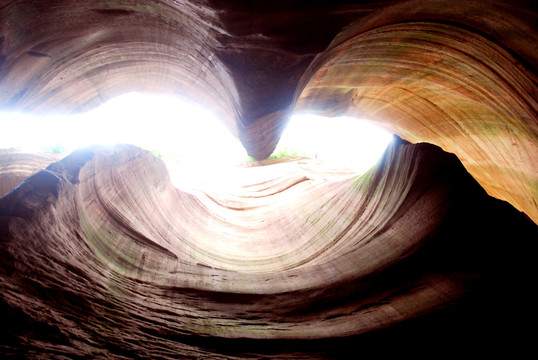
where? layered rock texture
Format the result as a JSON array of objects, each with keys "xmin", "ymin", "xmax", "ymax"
[
  {"xmin": 1, "ymin": 141, "xmax": 535, "ymax": 358},
  {"xmin": 0, "ymin": 150, "xmax": 61, "ymax": 197},
  {"xmin": 0, "ymin": 0, "xmax": 537, "ymax": 358}
]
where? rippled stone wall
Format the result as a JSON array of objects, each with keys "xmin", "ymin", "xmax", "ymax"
[
  {"xmin": 1, "ymin": 141, "xmax": 536, "ymax": 358},
  {"xmin": 1, "ymin": 0, "xmax": 535, "ymax": 220},
  {"xmin": 0, "ymin": 0, "xmax": 537, "ymax": 358}
]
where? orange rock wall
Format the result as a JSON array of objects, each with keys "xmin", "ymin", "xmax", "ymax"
[
  {"xmin": 297, "ymin": 20, "xmax": 538, "ymax": 222},
  {"xmin": 1, "ymin": 142, "xmax": 535, "ymax": 357},
  {"xmin": 0, "ymin": 0, "xmax": 535, "ymax": 221},
  {"xmin": 0, "ymin": 2, "xmax": 537, "ymax": 356}
]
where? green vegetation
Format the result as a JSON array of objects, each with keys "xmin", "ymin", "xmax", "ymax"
[
  {"xmin": 149, "ymin": 149, "xmax": 163, "ymax": 158},
  {"xmin": 43, "ymin": 143, "xmax": 67, "ymax": 154},
  {"xmin": 269, "ymin": 148, "xmax": 301, "ymax": 159},
  {"xmin": 248, "ymin": 147, "xmax": 309, "ymax": 162}
]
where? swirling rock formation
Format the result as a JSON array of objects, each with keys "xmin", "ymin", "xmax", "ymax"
[
  {"xmin": 0, "ymin": 0, "xmax": 536, "ymax": 220},
  {"xmin": 0, "ymin": 0, "xmax": 537, "ymax": 358},
  {"xmin": 1, "ymin": 140, "xmax": 536, "ymax": 358}
]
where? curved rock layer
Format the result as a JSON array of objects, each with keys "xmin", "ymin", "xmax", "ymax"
[
  {"xmin": 0, "ymin": 1, "xmax": 537, "ymax": 358},
  {"xmin": 0, "ymin": 150, "xmax": 61, "ymax": 197},
  {"xmin": 0, "ymin": 0, "xmax": 536, "ymax": 222},
  {"xmin": 1, "ymin": 142, "xmax": 536, "ymax": 358},
  {"xmin": 297, "ymin": 19, "xmax": 538, "ymax": 224}
]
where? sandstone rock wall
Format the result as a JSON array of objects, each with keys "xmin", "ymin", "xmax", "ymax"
[
  {"xmin": 0, "ymin": 1, "xmax": 537, "ymax": 357},
  {"xmin": 1, "ymin": 142, "xmax": 536, "ymax": 358},
  {"xmin": 0, "ymin": 0, "xmax": 535, "ymax": 220}
]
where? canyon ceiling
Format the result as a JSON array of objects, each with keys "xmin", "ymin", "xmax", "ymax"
[{"xmin": 0, "ymin": 0, "xmax": 537, "ymax": 359}]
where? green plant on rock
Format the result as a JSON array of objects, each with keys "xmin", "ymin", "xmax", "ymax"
[
  {"xmin": 269, "ymin": 148, "xmax": 301, "ymax": 159},
  {"xmin": 43, "ymin": 143, "xmax": 67, "ymax": 154}
]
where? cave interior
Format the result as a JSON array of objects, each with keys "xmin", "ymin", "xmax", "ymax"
[{"xmin": 0, "ymin": 0, "xmax": 537, "ymax": 358}]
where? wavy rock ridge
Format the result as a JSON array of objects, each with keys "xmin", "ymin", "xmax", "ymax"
[
  {"xmin": 1, "ymin": 140, "xmax": 536, "ymax": 358},
  {"xmin": 0, "ymin": 0, "xmax": 537, "ymax": 358},
  {"xmin": 0, "ymin": 0, "xmax": 536, "ymax": 220}
]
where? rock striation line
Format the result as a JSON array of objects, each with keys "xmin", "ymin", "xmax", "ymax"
[{"xmin": 1, "ymin": 139, "xmax": 535, "ymax": 358}]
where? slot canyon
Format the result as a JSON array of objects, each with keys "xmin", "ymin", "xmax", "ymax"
[{"xmin": 0, "ymin": 0, "xmax": 537, "ymax": 358}]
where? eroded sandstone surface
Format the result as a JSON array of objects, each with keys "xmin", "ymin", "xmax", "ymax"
[
  {"xmin": 0, "ymin": 0, "xmax": 536, "ymax": 220},
  {"xmin": 0, "ymin": 150, "xmax": 61, "ymax": 197},
  {"xmin": 0, "ymin": 0, "xmax": 537, "ymax": 358},
  {"xmin": 1, "ymin": 141, "xmax": 536, "ymax": 358}
]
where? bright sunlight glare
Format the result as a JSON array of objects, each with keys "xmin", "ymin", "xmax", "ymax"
[
  {"xmin": 0, "ymin": 93, "xmax": 393, "ymax": 184},
  {"xmin": 0, "ymin": 92, "xmax": 248, "ymax": 166},
  {"xmin": 275, "ymin": 114, "xmax": 393, "ymax": 174}
]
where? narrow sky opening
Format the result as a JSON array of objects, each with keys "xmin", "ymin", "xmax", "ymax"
[
  {"xmin": 0, "ymin": 93, "xmax": 393, "ymax": 185},
  {"xmin": 273, "ymin": 114, "xmax": 393, "ymax": 174},
  {"xmin": 0, "ymin": 92, "xmax": 248, "ymax": 178}
]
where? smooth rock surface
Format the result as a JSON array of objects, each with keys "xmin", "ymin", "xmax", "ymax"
[
  {"xmin": 297, "ymin": 18, "xmax": 538, "ymax": 223},
  {"xmin": 0, "ymin": 0, "xmax": 536, "ymax": 220},
  {"xmin": 1, "ymin": 141, "xmax": 536, "ymax": 358},
  {"xmin": 0, "ymin": 0, "xmax": 537, "ymax": 358}
]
